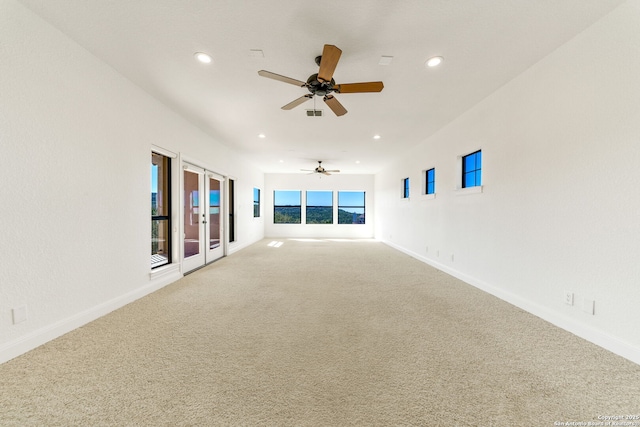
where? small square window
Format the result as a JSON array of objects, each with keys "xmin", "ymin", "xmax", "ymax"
[
  {"xmin": 253, "ymin": 188, "xmax": 260, "ymax": 217},
  {"xmin": 425, "ymin": 168, "xmax": 435, "ymax": 195},
  {"xmin": 402, "ymin": 177, "xmax": 410, "ymax": 198},
  {"xmin": 462, "ymin": 150, "xmax": 482, "ymax": 188}
]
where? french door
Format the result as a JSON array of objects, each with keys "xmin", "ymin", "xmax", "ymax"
[{"xmin": 183, "ymin": 163, "xmax": 224, "ymax": 273}]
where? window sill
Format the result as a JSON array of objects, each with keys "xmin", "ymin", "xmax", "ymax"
[
  {"xmin": 149, "ymin": 263, "xmax": 180, "ymax": 280},
  {"xmin": 421, "ymin": 193, "xmax": 436, "ymax": 200},
  {"xmin": 455, "ymin": 185, "xmax": 483, "ymax": 196}
]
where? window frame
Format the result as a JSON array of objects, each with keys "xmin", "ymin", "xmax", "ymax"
[
  {"xmin": 402, "ymin": 177, "xmax": 410, "ymax": 199},
  {"xmin": 253, "ymin": 187, "xmax": 260, "ymax": 218},
  {"xmin": 337, "ymin": 191, "xmax": 366, "ymax": 224},
  {"xmin": 424, "ymin": 168, "xmax": 435, "ymax": 195},
  {"xmin": 305, "ymin": 190, "xmax": 334, "ymax": 224},
  {"xmin": 273, "ymin": 190, "xmax": 302, "ymax": 224},
  {"xmin": 151, "ymin": 151, "xmax": 172, "ymax": 269},
  {"xmin": 462, "ymin": 150, "xmax": 482, "ymax": 189}
]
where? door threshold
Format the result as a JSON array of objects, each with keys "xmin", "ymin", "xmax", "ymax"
[{"xmin": 183, "ymin": 256, "xmax": 225, "ymax": 275}]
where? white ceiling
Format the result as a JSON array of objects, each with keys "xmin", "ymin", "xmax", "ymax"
[{"xmin": 19, "ymin": 0, "xmax": 624, "ymax": 174}]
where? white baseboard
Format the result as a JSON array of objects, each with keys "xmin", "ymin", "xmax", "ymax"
[
  {"xmin": 0, "ymin": 268, "xmax": 182, "ymax": 365},
  {"xmin": 382, "ymin": 239, "xmax": 640, "ymax": 366},
  {"xmin": 0, "ymin": 239, "xmax": 265, "ymax": 365}
]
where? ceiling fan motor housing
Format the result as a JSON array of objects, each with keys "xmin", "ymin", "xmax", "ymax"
[{"xmin": 306, "ymin": 73, "xmax": 336, "ymax": 97}]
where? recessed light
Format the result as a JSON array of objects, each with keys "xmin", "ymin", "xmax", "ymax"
[
  {"xmin": 373, "ymin": 135, "xmax": 381, "ymax": 140},
  {"xmin": 355, "ymin": 160, "xmax": 361, "ymax": 164},
  {"xmin": 279, "ymin": 159, "xmax": 284, "ymax": 163},
  {"xmin": 258, "ymin": 133, "xmax": 266, "ymax": 138},
  {"xmin": 426, "ymin": 56, "xmax": 443, "ymax": 68},
  {"xmin": 194, "ymin": 52, "xmax": 212, "ymax": 64}
]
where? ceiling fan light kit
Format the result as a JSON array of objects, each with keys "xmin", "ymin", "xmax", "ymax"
[
  {"xmin": 301, "ymin": 161, "xmax": 340, "ymax": 176},
  {"xmin": 258, "ymin": 44, "xmax": 384, "ymax": 116}
]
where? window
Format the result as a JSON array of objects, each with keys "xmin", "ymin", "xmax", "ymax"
[
  {"xmin": 306, "ymin": 191, "xmax": 333, "ymax": 224},
  {"xmin": 402, "ymin": 178, "xmax": 410, "ymax": 198},
  {"xmin": 462, "ymin": 150, "xmax": 482, "ymax": 188},
  {"xmin": 253, "ymin": 187, "xmax": 260, "ymax": 217},
  {"xmin": 151, "ymin": 152, "xmax": 171, "ymax": 268},
  {"xmin": 425, "ymin": 168, "xmax": 435, "ymax": 195},
  {"xmin": 274, "ymin": 190, "xmax": 301, "ymax": 224},
  {"xmin": 338, "ymin": 191, "xmax": 365, "ymax": 224}
]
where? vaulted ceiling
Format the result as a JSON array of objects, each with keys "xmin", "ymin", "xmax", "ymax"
[{"xmin": 19, "ymin": 0, "xmax": 624, "ymax": 173}]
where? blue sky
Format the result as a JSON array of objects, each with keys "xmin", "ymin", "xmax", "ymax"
[
  {"xmin": 274, "ymin": 190, "xmax": 300, "ymax": 206},
  {"xmin": 338, "ymin": 191, "xmax": 364, "ymax": 206},
  {"xmin": 306, "ymin": 191, "xmax": 332, "ymax": 206},
  {"xmin": 274, "ymin": 190, "xmax": 365, "ymax": 207},
  {"xmin": 151, "ymin": 165, "xmax": 158, "ymax": 193}
]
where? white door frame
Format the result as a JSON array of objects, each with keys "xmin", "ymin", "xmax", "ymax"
[{"xmin": 181, "ymin": 159, "xmax": 227, "ymax": 274}]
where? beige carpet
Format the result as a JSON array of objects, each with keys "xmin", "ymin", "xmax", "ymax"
[{"xmin": 1, "ymin": 239, "xmax": 639, "ymax": 426}]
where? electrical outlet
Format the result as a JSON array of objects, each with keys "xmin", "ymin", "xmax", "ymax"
[
  {"xmin": 564, "ymin": 291, "xmax": 574, "ymax": 306},
  {"xmin": 12, "ymin": 306, "xmax": 27, "ymax": 324},
  {"xmin": 582, "ymin": 299, "xmax": 595, "ymax": 315}
]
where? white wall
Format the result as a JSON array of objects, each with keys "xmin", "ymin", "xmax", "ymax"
[
  {"xmin": 264, "ymin": 173, "xmax": 374, "ymax": 238},
  {"xmin": 375, "ymin": 0, "xmax": 640, "ymax": 364},
  {"xmin": 0, "ymin": 0, "xmax": 263, "ymax": 363}
]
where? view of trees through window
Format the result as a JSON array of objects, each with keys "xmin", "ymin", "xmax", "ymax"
[
  {"xmin": 274, "ymin": 190, "xmax": 301, "ymax": 224},
  {"xmin": 273, "ymin": 190, "xmax": 365, "ymax": 224},
  {"xmin": 306, "ymin": 191, "xmax": 333, "ymax": 224},
  {"xmin": 338, "ymin": 191, "xmax": 365, "ymax": 224}
]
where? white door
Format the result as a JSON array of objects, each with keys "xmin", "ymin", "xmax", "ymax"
[{"xmin": 183, "ymin": 164, "xmax": 224, "ymax": 273}]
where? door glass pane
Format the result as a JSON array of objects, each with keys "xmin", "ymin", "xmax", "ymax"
[
  {"xmin": 209, "ymin": 178, "xmax": 221, "ymax": 249},
  {"xmin": 184, "ymin": 170, "xmax": 200, "ymax": 258}
]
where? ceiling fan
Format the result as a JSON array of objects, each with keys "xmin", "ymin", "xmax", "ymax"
[
  {"xmin": 302, "ymin": 161, "xmax": 340, "ymax": 176},
  {"xmin": 258, "ymin": 44, "xmax": 384, "ymax": 116}
]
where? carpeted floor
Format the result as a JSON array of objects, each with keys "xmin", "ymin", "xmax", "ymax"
[{"xmin": 1, "ymin": 239, "xmax": 639, "ymax": 426}]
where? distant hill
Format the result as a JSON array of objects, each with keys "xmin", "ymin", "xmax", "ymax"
[{"xmin": 274, "ymin": 207, "xmax": 364, "ymax": 224}]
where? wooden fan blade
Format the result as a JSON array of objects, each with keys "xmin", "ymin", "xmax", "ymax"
[
  {"xmin": 258, "ymin": 70, "xmax": 306, "ymax": 87},
  {"xmin": 335, "ymin": 82, "xmax": 384, "ymax": 93},
  {"xmin": 322, "ymin": 172, "xmax": 332, "ymax": 176},
  {"xmin": 325, "ymin": 169, "xmax": 340, "ymax": 173},
  {"xmin": 317, "ymin": 44, "xmax": 342, "ymax": 83},
  {"xmin": 282, "ymin": 95, "xmax": 312, "ymax": 110},
  {"xmin": 323, "ymin": 95, "xmax": 347, "ymax": 116}
]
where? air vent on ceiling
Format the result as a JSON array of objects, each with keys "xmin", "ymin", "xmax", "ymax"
[{"xmin": 306, "ymin": 109, "xmax": 323, "ymax": 117}]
